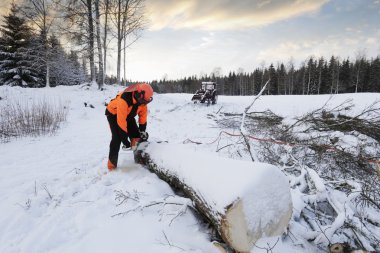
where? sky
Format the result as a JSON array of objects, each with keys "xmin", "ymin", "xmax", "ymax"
[
  {"xmin": 118, "ymin": 0, "xmax": 380, "ymax": 81},
  {"xmin": 1, "ymin": 0, "xmax": 380, "ymax": 82}
]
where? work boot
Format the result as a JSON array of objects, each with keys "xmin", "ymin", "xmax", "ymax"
[
  {"xmin": 131, "ymin": 138, "xmax": 141, "ymax": 151},
  {"xmin": 108, "ymin": 160, "xmax": 116, "ymax": 171}
]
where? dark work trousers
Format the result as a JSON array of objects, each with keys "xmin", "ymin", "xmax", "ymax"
[{"xmin": 107, "ymin": 114, "xmax": 140, "ymax": 167}]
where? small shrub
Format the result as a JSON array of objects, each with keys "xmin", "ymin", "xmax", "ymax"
[{"xmin": 0, "ymin": 97, "xmax": 68, "ymax": 142}]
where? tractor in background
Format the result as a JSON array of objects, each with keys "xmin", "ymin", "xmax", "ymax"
[{"xmin": 191, "ymin": 81, "xmax": 218, "ymax": 105}]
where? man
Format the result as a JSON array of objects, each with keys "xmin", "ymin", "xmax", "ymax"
[{"xmin": 105, "ymin": 83, "xmax": 153, "ymax": 171}]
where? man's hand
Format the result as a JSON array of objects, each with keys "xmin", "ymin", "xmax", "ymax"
[
  {"xmin": 122, "ymin": 140, "xmax": 131, "ymax": 150},
  {"xmin": 140, "ymin": 131, "xmax": 149, "ymax": 141}
]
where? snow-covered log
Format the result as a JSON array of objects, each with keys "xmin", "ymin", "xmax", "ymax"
[{"xmin": 134, "ymin": 142, "xmax": 293, "ymax": 252}]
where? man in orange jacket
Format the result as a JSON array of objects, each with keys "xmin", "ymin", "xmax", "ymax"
[{"xmin": 105, "ymin": 83, "xmax": 153, "ymax": 171}]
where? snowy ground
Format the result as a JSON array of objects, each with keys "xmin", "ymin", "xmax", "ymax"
[{"xmin": 0, "ymin": 85, "xmax": 379, "ymax": 253}]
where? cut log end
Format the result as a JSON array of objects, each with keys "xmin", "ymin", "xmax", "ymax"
[
  {"xmin": 221, "ymin": 199, "xmax": 292, "ymax": 252},
  {"xmin": 221, "ymin": 199, "xmax": 252, "ymax": 252}
]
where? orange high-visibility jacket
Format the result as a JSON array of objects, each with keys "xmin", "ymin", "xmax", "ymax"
[{"xmin": 106, "ymin": 89, "xmax": 148, "ymax": 134}]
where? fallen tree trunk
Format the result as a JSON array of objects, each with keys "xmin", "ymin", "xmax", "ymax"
[{"xmin": 134, "ymin": 142, "xmax": 293, "ymax": 252}]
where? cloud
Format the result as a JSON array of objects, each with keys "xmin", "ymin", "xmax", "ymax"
[
  {"xmin": 146, "ymin": 0, "xmax": 330, "ymax": 31},
  {"xmin": 366, "ymin": 37, "xmax": 377, "ymax": 44},
  {"xmin": 255, "ymin": 35, "xmax": 370, "ymax": 66},
  {"xmin": 187, "ymin": 33, "xmax": 216, "ymax": 50},
  {"xmin": 0, "ymin": 0, "xmax": 12, "ymax": 15}
]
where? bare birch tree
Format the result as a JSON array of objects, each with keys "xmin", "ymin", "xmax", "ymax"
[
  {"xmin": 286, "ymin": 57, "xmax": 295, "ymax": 95},
  {"xmin": 86, "ymin": 0, "xmax": 96, "ymax": 84},
  {"xmin": 20, "ymin": 0, "xmax": 55, "ymax": 87},
  {"xmin": 354, "ymin": 49, "xmax": 367, "ymax": 93},
  {"xmin": 110, "ymin": 0, "xmax": 145, "ymax": 83},
  {"xmin": 94, "ymin": 0, "xmax": 104, "ymax": 88},
  {"xmin": 335, "ymin": 58, "xmax": 340, "ymax": 94},
  {"xmin": 102, "ymin": 0, "xmax": 110, "ymax": 85},
  {"xmin": 57, "ymin": 0, "xmax": 97, "ymax": 85}
]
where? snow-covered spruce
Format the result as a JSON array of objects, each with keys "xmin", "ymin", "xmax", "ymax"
[{"xmin": 134, "ymin": 142, "xmax": 293, "ymax": 252}]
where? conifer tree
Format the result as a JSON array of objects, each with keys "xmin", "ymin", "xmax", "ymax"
[
  {"xmin": 48, "ymin": 34, "xmax": 86, "ymax": 86},
  {"xmin": 0, "ymin": 3, "xmax": 41, "ymax": 87},
  {"xmin": 277, "ymin": 63, "xmax": 286, "ymax": 95},
  {"xmin": 268, "ymin": 64, "xmax": 278, "ymax": 95},
  {"xmin": 340, "ymin": 59, "xmax": 351, "ymax": 92},
  {"xmin": 369, "ymin": 57, "xmax": 380, "ymax": 92},
  {"xmin": 320, "ymin": 62, "xmax": 330, "ymax": 94}
]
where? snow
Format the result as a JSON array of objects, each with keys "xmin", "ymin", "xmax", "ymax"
[
  {"xmin": 143, "ymin": 142, "xmax": 292, "ymax": 236},
  {"xmin": 0, "ymin": 84, "xmax": 379, "ymax": 253},
  {"xmin": 219, "ymin": 93, "xmax": 379, "ymax": 117}
]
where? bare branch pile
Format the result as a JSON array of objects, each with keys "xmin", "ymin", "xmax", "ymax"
[{"xmin": 215, "ymin": 98, "xmax": 380, "ymax": 252}]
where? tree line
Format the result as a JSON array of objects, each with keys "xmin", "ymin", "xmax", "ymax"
[
  {"xmin": 0, "ymin": 0, "xmax": 145, "ymax": 88},
  {"xmin": 152, "ymin": 55, "xmax": 380, "ymax": 95}
]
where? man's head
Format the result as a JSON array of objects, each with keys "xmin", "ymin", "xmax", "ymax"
[
  {"xmin": 126, "ymin": 83, "xmax": 153, "ymax": 104},
  {"xmin": 135, "ymin": 83, "xmax": 153, "ymax": 104}
]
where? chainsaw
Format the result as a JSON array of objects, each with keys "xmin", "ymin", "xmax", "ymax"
[{"xmin": 122, "ymin": 131, "xmax": 149, "ymax": 151}]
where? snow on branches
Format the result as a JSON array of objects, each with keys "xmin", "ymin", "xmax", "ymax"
[{"xmin": 213, "ymin": 96, "xmax": 380, "ymax": 252}]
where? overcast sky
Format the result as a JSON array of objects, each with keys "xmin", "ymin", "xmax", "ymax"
[
  {"xmin": 117, "ymin": 0, "xmax": 380, "ymax": 81},
  {"xmin": 1, "ymin": 0, "xmax": 380, "ymax": 82}
]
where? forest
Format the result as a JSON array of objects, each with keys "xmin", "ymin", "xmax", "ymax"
[{"xmin": 152, "ymin": 55, "xmax": 380, "ymax": 95}]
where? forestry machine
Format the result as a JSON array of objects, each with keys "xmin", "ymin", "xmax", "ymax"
[{"xmin": 191, "ymin": 81, "xmax": 218, "ymax": 105}]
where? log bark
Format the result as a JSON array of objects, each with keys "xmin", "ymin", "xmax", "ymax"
[{"xmin": 134, "ymin": 142, "xmax": 293, "ymax": 252}]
